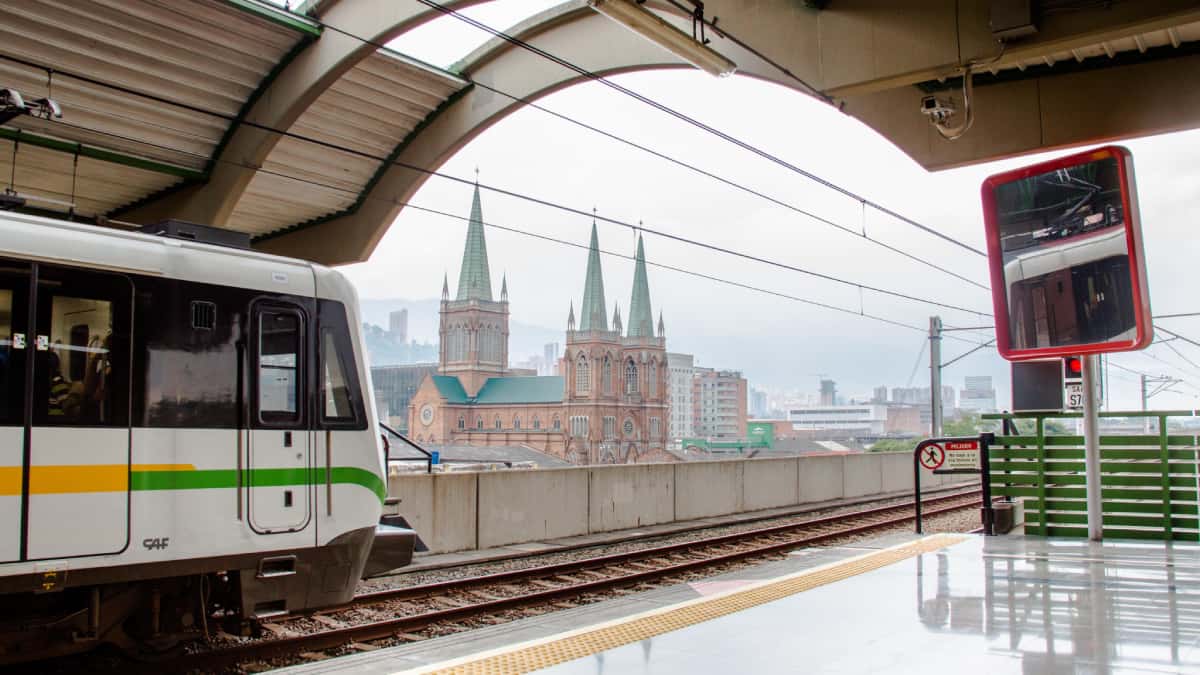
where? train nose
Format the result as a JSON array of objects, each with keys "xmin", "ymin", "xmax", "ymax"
[{"xmin": 362, "ymin": 514, "xmax": 424, "ymax": 578}]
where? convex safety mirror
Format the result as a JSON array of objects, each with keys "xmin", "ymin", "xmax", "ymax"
[{"xmin": 982, "ymin": 145, "xmax": 1152, "ymax": 361}]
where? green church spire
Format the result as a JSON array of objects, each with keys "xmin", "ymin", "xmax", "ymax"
[
  {"xmin": 579, "ymin": 221, "xmax": 608, "ymax": 332},
  {"xmin": 456, "ymin": 182, "xmax": 493, "ymax": 301},
  {"xmin": 627, "ymin": 233, "xmax": 654, "ymax": 338}
]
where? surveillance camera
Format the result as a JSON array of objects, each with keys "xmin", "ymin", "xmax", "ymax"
[{"xmin": 920, "ymin": 95, "xmax": 956, "ymax": 124}]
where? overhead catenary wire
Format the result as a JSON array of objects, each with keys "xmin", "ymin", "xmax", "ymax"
[
  {"xmin": 35, "ymin": 113, "xmax": 994, "ymax": 345},
  {"xmin": 414, "ymin": 0, "xmax": 989, "ymax": 257},
  {"xmin": 12, "ymin": 86, "xmax": 994, "ymax": 319},
  {"xmin": 285, "ymin": 18, "xmax": 991, "ymax": 291}
]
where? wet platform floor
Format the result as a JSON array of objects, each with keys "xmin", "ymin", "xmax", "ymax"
[{"xmin": 276, "ymin": 533, "xmax": 1200, "ymax": 674}]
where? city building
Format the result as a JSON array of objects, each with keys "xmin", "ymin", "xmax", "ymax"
[
  {"xmin": 667, "ymin": 352, "xmax": 696, "ymax": 441},
  {"xmin": 819, "ymin": 379, "xmax": 837, "ymax": 406},
  {"xmin": 960, "ymin": 375, "xmax": 998, "ymax": 413},
  {"xmin": 787, "ymin": 404, "xmax": 888, "ymax": 436},
  {"xmin": 543, "ymin": 342, "xmax": 560, "ymax": 376},
  {"xmin": 889, "ymin": 385, "xmax": 957, "ymax": 416},
  {"xmin": 694, "ymin": 368, "xmax": 748, "ymax": 439},
  {"xmin": 872, "ymin": 385, "xmax": 888, "ymax": 404},
  {"xmin": 389, "ymin": 308, "xmax": 408, "ymax": 344},
  {"xmin": 371, "ymin": 363, "xmax": 439, "ymax": 431},
  {"xmin": 884, "ymin": 406, "xmax": 924, "ymax": 435},
  {"xmin": 749, "ymin": 388, "xmax": 768, "ymax": 418},
  {"xmin": 406, "ymin": 184, "xmax": 672, "ymax": 464}
]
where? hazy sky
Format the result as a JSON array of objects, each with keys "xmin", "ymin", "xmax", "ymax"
[{"xmin": 325, "ymin": 1, "xmax": 1200, "ymax": 411}]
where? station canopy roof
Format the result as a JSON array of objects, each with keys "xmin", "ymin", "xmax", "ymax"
[
  {"xmin": 0, "ymin": 0, "xmax": 465, "ymax": 237},
  {"xmin": 2, "ymin": 0, "xmax": 1200, "ymax": 264}
]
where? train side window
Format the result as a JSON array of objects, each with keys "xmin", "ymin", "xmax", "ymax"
[
  {"xmin": 321, "ymin": 328, "xmax": 354, "ymax": 421},
  {"xmin": 0, "ymin": 287, "xmax": 16, "ymax": 425},
  {"xmin": 257, "ymin": 309, "xmax": 303, "ymax": 425},
  {"xmin": 33, "ymin": 266, "xmax": 132, "ymax": 428},
  {"xmin": 317, "ymin": 300, "xmax": 366, "ymax": 430}
]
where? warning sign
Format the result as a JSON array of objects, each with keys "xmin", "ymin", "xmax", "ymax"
[
  {"xmin": 918, "ymin": 444, "xmax": 945, "ymax": 471},
  {"xmin": 944, "ymin": 440, "xmax": 981, "ymax": 471}
]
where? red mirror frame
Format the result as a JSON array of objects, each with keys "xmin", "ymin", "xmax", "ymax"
[{"xmin": 981, "ymin": 145, "xmax": 1153, "ymax": 361}]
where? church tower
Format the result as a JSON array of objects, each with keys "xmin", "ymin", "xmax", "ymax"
[
  {"xmin": 562, "ymin": 224, "xmax": 668, "ymax": 464},
  {"xmin": 619, "ymin": 233, "xmax": 668, "ymax": 460},
  {"xmin": 439, "ymin": 182, "xmax": 509, "ymax": 396}
]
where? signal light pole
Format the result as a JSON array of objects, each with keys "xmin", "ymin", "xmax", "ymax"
[
  {"xmin": 1082, "ymin": 355, "xmax": 1103, "ymax": 541},
  {"xmin": 929, "ymin": 316, "xmax": 943, "ymax": 437}
]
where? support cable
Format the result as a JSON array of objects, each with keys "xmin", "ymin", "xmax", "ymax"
[{"xmin": 415, "ymin": 0, "xmax": 989, "ymax": 257}]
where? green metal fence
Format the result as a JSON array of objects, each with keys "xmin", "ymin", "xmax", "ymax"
[{"xmin": 983, "ymin": 411, "xmax": 1200, "ymax": 541}]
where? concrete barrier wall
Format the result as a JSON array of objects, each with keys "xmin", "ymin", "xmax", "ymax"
[
  {"xmin": 388, "ymin": 473, "xmax": 477, "ymax": 553},
  {"xmin": 674, "ymin": 461, "xmax": 744, "ymax": 520},
  {"xmin": 477, "ymin": 468, "xmax": 589, "ymax": 549},
  {"xmin": 743, "ymin": 457, "xmax": 800, "ymax": 512},
  {"xmin": 588, "ymin": 464, "xmax": 675, "ymax": 533},
  {"xmin": 390, "ymin": 451, "xmax": 971, "ymax": 554}
]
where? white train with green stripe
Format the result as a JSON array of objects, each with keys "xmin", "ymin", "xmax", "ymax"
[{"xmin": 0, "ymin": 212, "xmax": 414, "ymax": 662}]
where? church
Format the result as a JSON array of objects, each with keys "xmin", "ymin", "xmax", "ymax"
[{"xmin": 407, "ymin": 184, "xmax": 672, "ymax": 464}]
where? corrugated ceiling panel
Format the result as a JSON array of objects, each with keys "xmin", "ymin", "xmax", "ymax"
[
  {"xmin": 231, "ymin": 51, "xmax": 466, "ymax": 237},
  {"xmin": 0, "ymin": 0, "xmax": 309, "ymax": 216},
  {"xmin": 1006, "ymin": 20, "xmax": 1200, "ymax": 72},
  {"xmin": 0, "ymin": 140, "xmax": 178, "ymax": 216}
]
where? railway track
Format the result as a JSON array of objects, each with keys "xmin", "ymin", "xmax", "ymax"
[{"xmin": 172, "ymin": 488, "xmax": 982, "ymax": 671}]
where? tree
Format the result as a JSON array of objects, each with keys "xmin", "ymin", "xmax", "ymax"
[
  {"xmin": 942, "ymin": 412, "xmax": 1000, "ymax": 436},
  {"xmin": 869, "ymin": 438, "xmax": 917, "ymax": 453}
]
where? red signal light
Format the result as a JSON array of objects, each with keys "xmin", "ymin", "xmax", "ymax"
[{"xmin": 1064, "ymin": 356, "xmax": 1083, "ymax": 380}]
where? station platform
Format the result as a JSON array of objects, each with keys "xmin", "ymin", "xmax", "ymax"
[{"xmin": 276, "ymin": 533, "xmax": 1200, "ymax": 674}]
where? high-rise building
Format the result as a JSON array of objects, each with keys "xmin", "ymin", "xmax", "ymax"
[
  {"xmin": 694, "ymin": 368, "xmax": 748, "ymax": 438},
  {"xmin": 872, "ymin": 385, "xmax": 889, "ymax": 404},
  {"xmin": 819, "ymin": 379, "xmax": 837, "ymax": 406},
  {"xmin": 389, "ymin": 308, "xmax": 408, "ymax": 344},
  {"xmin": 960, "ymin": 376, "xmax": 997, "ymax": 413},
  {"xmin": 543, "ymin": 342, "xmax": 560, "ymax": 375},
  {"xmin": 749, "ymin": 388, "xmax": 768, "ymax": 418},
  {"xmin": 667, "ymin": 352, "xmax": 695, "ymax": 440}
]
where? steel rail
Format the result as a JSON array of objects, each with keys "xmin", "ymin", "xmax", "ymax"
[
  {"xmin": 353, "ymin": 488, "xmax": 981, "ymax": 605},
  {"xmin": 175, "ymin": 491, "xmax": 981, "ymax": 669}
]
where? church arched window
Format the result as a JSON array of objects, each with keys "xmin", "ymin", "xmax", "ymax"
[
  {"xmin": 576, "ymin": 354, "xmax": 590, "ymax": 395},
  {"xmin": 514, "ymin": 416, "xmax": 521, "ymax": 430},
  {"xmin": 648, "ymin": 359, "xmax": 658, "ymax": 397},
  {"xmin": 476, "ymin": 416, "xmax": 483, "ymax": 430},
  {"xmin": 532, "ymin": 415, "xmax": 541, "ymax": 430},
  {"xmin": 602, "ymin": 354, "xmax": 612, "ymax": 395},
  {"xmin": 494, "ymin": 415, "xmax": 502, "ymax": 430},
  {"xmin": 457, "ymin": 415, "xmax": 465, "ymax": 431},
  {"xmin": 625, "ymin": 359, "xmax": 639, "ymax": 394},
  {"xmin": 553, "ymin": 415, "xmax": 561, "ymax": 431}
]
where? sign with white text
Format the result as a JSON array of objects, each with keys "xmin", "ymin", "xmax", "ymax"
[{"xmin": 943, "ymin": 440, "xmax": 981, "ymax": 472}]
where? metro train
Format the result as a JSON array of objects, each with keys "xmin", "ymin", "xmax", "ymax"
[
  {"xmin": 0, "ymin": 212, "xmax": 414, "ymax": 662},
  {"xmin": 1003, "ymin": 225, "xmax": 1137, "ymax": 350}
]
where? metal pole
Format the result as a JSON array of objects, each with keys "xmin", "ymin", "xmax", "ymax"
[
  {"xmin": 1082, "ymin": 354, "xmax": 1103, "ymax": 541},
  {"xmin": 1142, "ymin": 373, "xmax": 1149, "ymax": 433},
  {"xmin": 930, "ymin": 316, "xmax": 943, "ymax": 437}
]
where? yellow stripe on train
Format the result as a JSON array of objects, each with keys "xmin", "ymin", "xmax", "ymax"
[{"xmin": 0, "ymin": 465, "xmax": 196, "ymax": 496}]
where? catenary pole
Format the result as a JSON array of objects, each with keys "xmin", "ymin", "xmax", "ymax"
[{"xmin": 930, "ymin": 316, "xmax": 943, "ymax": 437}]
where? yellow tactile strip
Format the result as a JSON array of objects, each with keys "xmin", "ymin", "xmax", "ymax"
[{"xmin": 410, "ymin": 534, "xmax": 968, "ymax": 675}]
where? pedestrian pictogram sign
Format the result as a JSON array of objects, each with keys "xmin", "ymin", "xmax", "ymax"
[{"xmin": 918, "ymin": 444, "xmax": 945, "ymax": 471}]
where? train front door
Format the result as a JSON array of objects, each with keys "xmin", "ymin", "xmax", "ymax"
[
  {"xmin": 0, "ymin": 261, "xmax": 132, "ymax": 561},
  {"xmin": 247, "ymin": 302, "xmax": 312, "ymax": 534}
]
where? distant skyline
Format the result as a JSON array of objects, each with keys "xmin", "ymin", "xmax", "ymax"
[{"xmin": 333, "ymin": 2, "xmax": 1200, "ymax": 413}]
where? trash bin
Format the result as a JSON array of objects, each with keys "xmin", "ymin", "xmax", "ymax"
[{"xmin": 992, "ymin": 502, "xmax": 1015, "ymax": 534}]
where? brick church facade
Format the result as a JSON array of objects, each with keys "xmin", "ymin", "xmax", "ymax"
[{"xmin": 407, "ymin": 184, "xmax": 672, "ymax": 464}]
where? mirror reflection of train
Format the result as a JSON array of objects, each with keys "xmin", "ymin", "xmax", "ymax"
[{"xmin": 1003, "ymin": 226, "xmax": 1136, "ymax": 350}]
